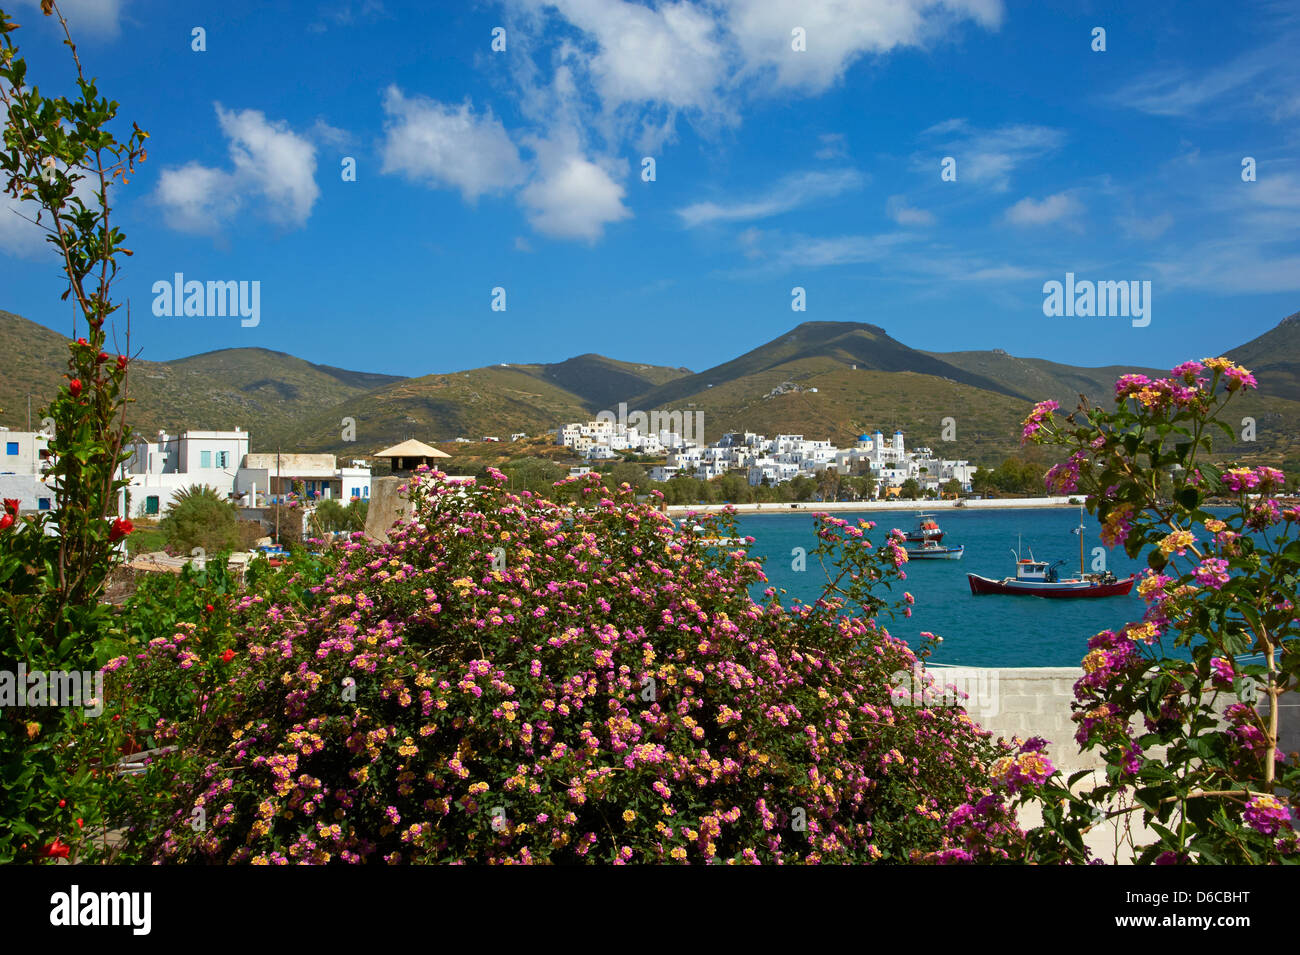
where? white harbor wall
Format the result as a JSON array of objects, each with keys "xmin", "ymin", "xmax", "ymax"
[
  {"xmin": 664, "ymin": 497, "xmax": 1078, "ymax": 516},
  {"xmin": 929, "ymin": 666, "xmax": 1296, "ymax": 863},
  {"xmin": 932, "ymin": 665, "xmax": 1297, "ymax": 773}
]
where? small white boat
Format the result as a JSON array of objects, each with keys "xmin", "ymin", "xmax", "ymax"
[{"xmin": 904, "ymin": 540, "xmax": 964, "ymax": 560}]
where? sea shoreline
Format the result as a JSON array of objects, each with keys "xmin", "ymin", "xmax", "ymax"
[{"xmin": 663, "ymin": 496, "xmax": 1080, "ymax": 517}]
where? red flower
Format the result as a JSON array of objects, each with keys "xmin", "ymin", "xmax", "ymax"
[
  {"xmin": 205, "ymin": 603, "xmax": 215, "ymax": 613},
  {"xmin": 58, "ymin": 799, "xmax": 66, "ymax": 808},
  {"xmin": 0, "ymin": 514, "xmax": 13, "ymax": 532},
  {"xmin": 68, "ymin": 378, "xmax": 82, "ymax": 398},
  {"xmin": 75, "ymin": 337, "xmax": 88, "ymax": 347},
  {"xmin": 38, "ymin": 838, "xmax": 70, "ymax": 859},
  {"xmin": 97, "ymin": 351, "xmax": 109, "ymax": 363},
  {"xmin": 3, "ymin": 498, "xmax": 18, "ymax": 515},
  {"xmin": 76, "ymin": 818, "xmax": 83, "ymax": 829},
  {"xmin": 220, "ymin": 649, "xmax": 235, "ymax": 664},
  {"xmin": 108, "ymin": 517, "xmax": 133, "ymax": 542},
  {"xmin": 116, "ymin": 355, "xmax": 128, "ymax": 371}
]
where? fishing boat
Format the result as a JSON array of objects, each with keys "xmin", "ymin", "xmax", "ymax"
[
  {"xmin": 906, "ymin": 513, "xmax": 945, "ymax": 544},
  {"xmin": 967, "ymin": 509, "xmax": 1134, "ymax": 598},
  {"xmin": 903, "ymin": 539, "xmax": 965, "ymax": 560}
]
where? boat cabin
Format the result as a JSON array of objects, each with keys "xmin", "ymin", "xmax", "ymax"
[{"xmin": 1015, "ymin": 559, "xmax": 1059, "ymax": 583}]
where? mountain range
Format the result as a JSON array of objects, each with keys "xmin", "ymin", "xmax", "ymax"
[{"xmin": 2, "ymin": 308, "xmax": 1298, "ymax": 464}]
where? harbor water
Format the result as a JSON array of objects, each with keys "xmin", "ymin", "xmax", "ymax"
[{"xmin": 733, "ymin": 507, "xmax": 1153, "ymax": 667}]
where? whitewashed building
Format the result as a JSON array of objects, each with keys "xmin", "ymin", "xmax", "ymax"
[{"xmin": 122, "ymin": 429, "xmax": 250, "ymax": 517}]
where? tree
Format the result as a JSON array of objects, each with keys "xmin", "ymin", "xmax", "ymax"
[
  {"xmin": 605, "ymin": 462, "xmax": 646, "ymax": 491},
  {"xmin": 309, "ymin": 498, "xmax": 368, "ymax": 536},
  {"xmin": 941, "ymin": 478, "xmax": 963, "ymax": 499},
  {"xmin": 900, "ymin": 478, "xmax": 921, "ymax": 500},
  {"xmin": 787, "ymin": 475, "xmax": 816, "ymax": 502},
  {"xmin": 855, "ymin": 470, "xmax": 878, "ymax": 499},
  {"xmin": 816, "ymin": 469, "xmax": 842, "ymax": 501},
  {"xmin": 160, "ymin": 485, "xmax": 239, "ymax": 555},
  {"xmin": 0, "ymin": 1, "xmax": 149, "ymax": 864},
  {"xmin": 716, "ymin": 471, "xmax": 750, "ymax": 503}
]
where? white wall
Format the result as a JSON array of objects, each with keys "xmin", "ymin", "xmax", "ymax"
[
  {"xmin": 0, "ymin": 474, "xmax": 54, "ymax": 513},
  {"xmin": 0, "ymin": 430, "xmax": 50, "ymax": 476}
]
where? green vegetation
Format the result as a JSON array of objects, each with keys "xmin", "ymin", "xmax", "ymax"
[
  {"xmin": 308, "ymin": 498, "xmax": 369, "ymax": 536},
  {"xmin": 124, "ymin": 519, "xmax": 167, "ymax": 556},
  {"xmin": 158, "ymin": 485, "xmax": 240, "ymax": 555},
  {"xmin": 971, "ymin": 456, "xmax": 1052, "ymax": 496}
]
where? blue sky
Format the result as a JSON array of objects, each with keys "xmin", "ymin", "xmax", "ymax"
[{"xmin": 2, "ymin": 0, "xmax": 1298, "ymax": 377}]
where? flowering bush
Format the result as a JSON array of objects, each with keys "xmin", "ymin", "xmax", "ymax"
[
  {"xmin": 1007, "ymin": 357, "xmax": 1299, "ymax": 863},
  {"xmin": 116, "ymin": 471, "xmax": 1026, "ymax": 864}
]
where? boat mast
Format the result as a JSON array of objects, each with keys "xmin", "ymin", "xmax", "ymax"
[{"xmin": 1078, "ymin": 503, "xmax": 1085, "ymax": 576}]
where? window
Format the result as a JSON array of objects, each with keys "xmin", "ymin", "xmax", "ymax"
[
  {"xmin": 5, "ymin": 442, "xmax": 16, "ymax": 455},
  {"xmin": 200, "ymin": 450, "xmax": 212, "ymax": 468},
  {"xmin": 363, "ymin": 486, "xmax": 369, "ymax": 498},
  {"xmin": 216, "ymin": 451, "xmax": 229, "ymax": 468},
  {"xmin": 145, "ymin": 496, "xmax": 160, "ymax": 515},
  {"xmin": 38, "ymin": 498, "xmax": 50, "ymax": 511}
]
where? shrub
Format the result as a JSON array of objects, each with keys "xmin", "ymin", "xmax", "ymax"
[
  {"xmin": 160, "ymin": 485, "xmax": 239, "ymax": 556},
  {"xmin": 116, "ymin": 470, "xmax": 1021, "ymax": 864},
  {"xmin": 976, "ymin": 358, "xmax": 1299, "ymax": 863}
]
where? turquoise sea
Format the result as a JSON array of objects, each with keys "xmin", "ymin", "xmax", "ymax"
[{"xmin": 733, "ymin": 508, "xmax": 1152, "ymax": 668}]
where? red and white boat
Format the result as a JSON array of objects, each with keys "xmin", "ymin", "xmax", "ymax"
[
  {"xmin": 967, "ymin": 518, "xmax": 1134, "ymax": 598},
  {"xmin": 906, "ymin": 513, "xmax": 945, "ymax": 544}
]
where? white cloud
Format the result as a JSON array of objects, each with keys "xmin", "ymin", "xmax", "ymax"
[
  {"xmin": 153, "ymin": 105, "xmax": 319, "ymax": 233},
  {"xmin": 919, "ymin": 120, "xmax": 1065, "ymax": 191},
  {"xmin": 536, "ymin": 0, "xmax": 729, "ymax": 111},
  {"xmin": 1003, "ymin": 192, "xmax": 1082, "ymax": 227},
  {"xmin": 308, "ymin": 0, "xmax": 387, "ymax": 33},
  {"xmin": 959, "ymin": 264, "xmax": 1037, "ymax": 281},
  {"xmin": 885, "ymin": 194, "xmax": 935, "ymax": 226},
  {"xmin": 1108, "ymin": 36, "xmax": 1300, "ymax": 123},
  {"xmin": 310, "ymin": 118, "xmax": 352, "ymax": 149},
  {"xmin": 519, "ymin": 132, "xmax": 630, "ymax": 241},
  {"xmin": 379, "ymin": 87, "xmax": 526, "ymax": 201},
  {"xmin": 814, "ymin": 132, "xmax": 848, "ymax": 160},
  {"xmin": 677, "ymin": 168, "xmax": 863, "ymax": 227},
  {"xmin": 218, "ymin": 107, "xmax": 319, "ymax": 226},
  {"xmin": 759, "ymin": 230, "xmax": 916, "ymax": 269},
  {"xmin": 724, "ymin": 0, "xmax": 1003, "ymax": 93},
  {"xmin": 1150, "ymin": 244, "xmax": 1300, "ymax": 293},
  {"xmin": 1249, "ymin": 171, "xmax": 1300, "ymax": 209},
  {"xmin": 508, "ymin": 0, "xmax": 1002, "ymax": 154},
  {"xmin": 154, "ymin": 163, "xmax": 240, "ymax": 234},
  {"xmin": 1118, "ymin": 212, "xmax": 1174, "ymax": 241},
  {"xmin": 13, "ymin": 0, "xmax": 126, "ymax": 38}
]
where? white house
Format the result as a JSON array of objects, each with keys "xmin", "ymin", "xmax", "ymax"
[
  {"xmin": 0, "ymin": 427, "xmax": 51, "ymax": 476},
  {"xmin": 237, "ymin": 452, "xmax": 361, "ymax": 505},
  {"xmin": 121, "ymin": 429, "xmax": 250, "ymax": 517},
  {"xmin": 0, "ymin": 428, "xmax": 55, "ymax": 513}
]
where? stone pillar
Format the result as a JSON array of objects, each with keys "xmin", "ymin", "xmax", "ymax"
[{"xmin": 364, "ymin": 476, "xmax": 415, "ymax": 543}]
